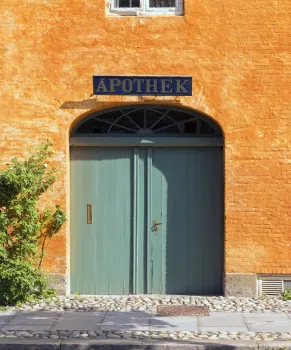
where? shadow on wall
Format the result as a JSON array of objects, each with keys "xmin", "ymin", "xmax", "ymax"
[
  {"xmin": 60, "ymin": 100, "xmax": 101, "ymax": 110},
  {"xmin": 60, "ymin": 98, "xmax": 182, "ymax": 110}
]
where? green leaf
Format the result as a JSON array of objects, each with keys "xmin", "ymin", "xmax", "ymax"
[{"xmin": 0, "ymin": 141, "xmax": 65, "ymax": 305}]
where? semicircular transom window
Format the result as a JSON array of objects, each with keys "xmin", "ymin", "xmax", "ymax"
[{"xmin": 73, "ymin": 106, "xmax": 222, "ymax": 137}]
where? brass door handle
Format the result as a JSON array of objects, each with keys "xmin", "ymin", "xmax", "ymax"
[
  {"xmin": 87, "ymin": 204, "xmax": 92, "ymax": 224},
  {"xmin": 152, "ymin": 220, "xmax": 162, "ymax": 232}
]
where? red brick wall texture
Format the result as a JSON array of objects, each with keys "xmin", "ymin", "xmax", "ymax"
[{"xmin": 0, "ymin": 0, "xmax": 290, "ymax": 278}]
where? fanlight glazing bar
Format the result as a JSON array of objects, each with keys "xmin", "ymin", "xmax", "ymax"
[
  {"xmin": 74, "ymin": 106, "xmax": 222, "ymax": 137},
  {"xmin": 120, "ymin": 109, "xmax": 141, "ymax": 129},
  {"xmin": 93, "ymin": 117, "xmax": 136, "ymax": 133},
  {"xmin": 107, "ymin": 108, "xmax": 140, "ymax": 133},
  {"xmin": 149, "ymin": 109, "xmax": 171, "ymax": 130},
  {"xmin": 154, "ymin": 116, "xmax": 198, "ymax": 132}
]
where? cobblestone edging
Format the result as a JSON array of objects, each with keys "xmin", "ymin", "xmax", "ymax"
[
  {"xmin": 7, "ymin": 295, "xmax": 291, "ymax": 313},
  {"xmin": 0, "ymin": 339, "xmax": 291, "ymax": 350},
  {"xmin": 1, "ymin": 330, "xmax": 291, "ymax": 342}
]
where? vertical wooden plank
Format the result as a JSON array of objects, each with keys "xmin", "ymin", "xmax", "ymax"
[
  {"xmin": 71, "ymin": 147, "xmax": 97, "ymax": 294},
  {"xmin": 185, "ymin": 147, "xmax": 223, "ymax": 295},
  {"xmin": 81, "ymin": 155, "xmax": 95, "ymax": 294},
  {"xmin": 94, "ymin": 150, "xmax": 107, "ymax": 294},
  {"xmin": 150, "ymin": 148, "xmax": 167, "ymax": 294},
  {"xmin": 70, "ymin": 148, "xmax": 85, "ymax": 294},
  {"xmin": 186, "ymin": 149, "xmax": 204, "ymax": 294},
  {"xmin": 104, "ymin": 149, "xmax": 132, "ymax": 294},
  {"xmin": 165, "ymin": 148, "xmax": 188, "ymax": 294},
  {"xmin": 133, "ymin": 148, "xmax": 138, "ymax": 294},
  {"xmin": 152, "ymin": 148, "xmax": 189, "ymax": 294},
  {"xmin": 136, "ymin": 148, "xmax": 147, "ymax": 293},
  {"xmin": 88, "ymin": 149, "xmax": 103, "ymax": 294},
  {"xmin": 199, "ymin": 147, "xmax": 223, "ymax": 295},
  {"xmin": 146, "ymin": 147, "xmax": 153, "ymax": 293},
  {"xmin": 92, "ymin": 158, "xmax": 98, "ymax": 295}
]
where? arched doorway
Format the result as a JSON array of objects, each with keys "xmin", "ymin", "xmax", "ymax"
[{"xmin": 70, "ymin": 105, "xmax": 224, "ymax": 295}]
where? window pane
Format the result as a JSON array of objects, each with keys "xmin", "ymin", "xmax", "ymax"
[
  {"xmin": 117, "ymin": 0, "xmax": 140, "ymax": 7},
  {"xmin": 149, "ymin": 0, "xmax": 175, "ymax": 7}
]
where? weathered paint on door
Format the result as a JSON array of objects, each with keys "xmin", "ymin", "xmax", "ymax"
[
  {"xmin": 70, "ymin": 146, "xmax": 223, "ymax": 295},
  {"xmin": 149, "ymin": 147, "xmax": 223, "ymax": 295},
  {"xmin": 70, "ymin": 147, "xmax": 133, "ymax": 294}
]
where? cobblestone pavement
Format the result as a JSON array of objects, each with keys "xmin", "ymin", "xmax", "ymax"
[
  {"xmin": 0, "ymin": 308, "xmax": 291, "ymax": 342},
  {"xmin": 0, "ymin": 330, "xmax": 291, "ymax": 342},
  {"xmin": 7, "ymin": 295, "xmax": 291, "ymax": 313}
]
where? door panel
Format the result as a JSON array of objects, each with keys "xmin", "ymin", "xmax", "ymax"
[
  {"xmin": 71, "ymin": 147, "xmax": 133, "ymax": 294},
  {"xmin": 71, "ymin": 146, "xmax": 223, "ymax": 295},
  {"xmin": 150, "ymin": 147, "xmax": 223, "ymax": 295}
]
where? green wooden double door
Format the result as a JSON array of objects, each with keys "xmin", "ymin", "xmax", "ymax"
[{"xmin": 71, "ymin": 146, "xmax": 223, "ymax": 295}]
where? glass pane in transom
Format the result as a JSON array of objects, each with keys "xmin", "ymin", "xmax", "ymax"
[
  {"xmin": 149, "ymin": 0, "xmax": 175, "ymax": 7},
  {"xmin": 117, "ymin": 0, "xmax": 140, "ymax": 7}
]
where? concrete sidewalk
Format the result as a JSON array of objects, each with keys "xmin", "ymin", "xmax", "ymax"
[{"xmin": 1, "ymin": 310, "xmax": 291, "ymax": 332}]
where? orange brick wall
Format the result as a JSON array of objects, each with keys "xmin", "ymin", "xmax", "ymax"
[{"xmin": 0, "ymin": 0, "xmax": 290, "ymax": 279}]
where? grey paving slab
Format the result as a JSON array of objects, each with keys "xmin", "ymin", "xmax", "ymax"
[
  {"xmin": 0, "ymin": 338, "xmax": 61, "ymax": 349},
  {"xmin": 150, "ymin": 316, "xmax": 198, "ymax": 332},
  {"xmin": 199, "ymin": 326, "xmax": 249, "ymax": 332},
  {"xmin": 103, "ymin": 313, "xmax": 151, "ymax": 323},
  {"xmin": 101, "ymin": 324, "xmax": 150, "ymax": 331},
  {"xmin": 51, "ymin": 311, "xmax": 106, "ymax": 331},
  {"xmin": 243, "ymin": 312, "xmax": 289, "ymax": 322},
  {"xmin": 0, "ymin": 311, "xmax": 16, "ymax": 325},
  {"xmin": 198, "ymin": 312, "xmax": 246, "ymax": 327},
  {"xmin": 107, "ymin": 311, "xmax": 151, "ymax": 318},
  {"xmin": 247, "ymin": 320, "xmax": 291, "ymax": 332},
  {"xmin": 2, "ymin": 324, "xmax": 53, "ymax": 331},
  {"xmin": 102, "ymin": 312, "xmax": 151, "ymax": 331},
  {"xmin": 57, "ymin": 312, "xmax": 105, "ymax": 319},
  {"xmin": 288, "ymin": 313, "xmax": 291, "ymax": 320},
  {"xmin": 8, "ymin": 311, "xmax": 61, "ymax": 325}
]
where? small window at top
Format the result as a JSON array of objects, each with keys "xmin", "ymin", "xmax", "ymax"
[
  {"xmin": 149, "ymin": 0, "xmax": 175, "ymax": 7},
  {"xmin": 109, "ymin": 0, "xmax": 183, "ymax": 15},
  {"xmin": 116, "ymin": 0, "xmax": 140, "ymax": 7}
]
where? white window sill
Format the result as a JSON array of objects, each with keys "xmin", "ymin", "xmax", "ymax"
[{"xmin": 107, "ymin": 8, "xmax": 183, "ymax": 17}]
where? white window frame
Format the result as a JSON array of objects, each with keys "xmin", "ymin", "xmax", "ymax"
[{"xmin": 108, "ymin": 0, "xmax": 183, "ymax": 16}]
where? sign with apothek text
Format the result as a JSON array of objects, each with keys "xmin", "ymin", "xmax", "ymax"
[{"xmin": 93, "ymin": 76, "xmax": 192, "ymax": 96}]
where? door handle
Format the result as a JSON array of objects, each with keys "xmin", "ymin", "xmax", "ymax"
[
  {"xmin": 152, "ymin": 220, "xmax": 162, "ymax": 232},
  {"xmin": 87, "ymin": 204, "xmax": 92, "ymax": 224}
]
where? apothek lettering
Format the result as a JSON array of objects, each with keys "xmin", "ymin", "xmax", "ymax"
[{"xmin": 93, "ymin": 76, "xmax": 192, "ymax": 96}]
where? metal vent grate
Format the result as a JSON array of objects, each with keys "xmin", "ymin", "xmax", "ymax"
[{"xmin": 261, "ymin": 280, "xmax": 283, "ymax": 296}]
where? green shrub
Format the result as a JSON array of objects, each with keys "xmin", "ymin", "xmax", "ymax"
[
  {"xmin": 0, "ymin": 142, "xmax": 66, "ymax": 305},
  {"xmin": 282, "ymin": 288, "xmax": 291, "ymax": 301}
]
